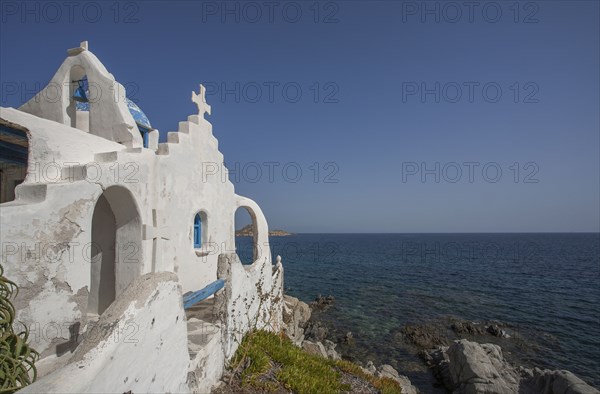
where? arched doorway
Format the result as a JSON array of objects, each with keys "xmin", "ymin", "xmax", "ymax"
[{"xmin": 88, "ymin": 186, "xmax": 142, "ymax": 316}]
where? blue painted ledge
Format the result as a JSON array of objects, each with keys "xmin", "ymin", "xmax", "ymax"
[{"xmin": 183, "ymin": 279, "xmax": 225, "ymax": 310}]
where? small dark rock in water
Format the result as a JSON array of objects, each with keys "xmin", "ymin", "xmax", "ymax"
[
  {"xmin": 487, "ymin": 324, "xmax": 504, "ymax": 337},
  {"xmin": 402, "ymin": 324, "xmax": 449, "ymax": 349},
  {"xmin": 310, "ymin": 294, "xmax": 335, "ymax": 311},
  {"xmin": 343, "ymin": 331, "xmax": 354, "ymax": 344},
  {"xmin": 451, "ymin": 320, "xmax": 486, "ymax": 336}
]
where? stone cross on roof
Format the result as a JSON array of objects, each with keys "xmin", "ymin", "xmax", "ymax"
[
  {"xmin": 67, "ymin": 40, "xmax": 89, "ymax": 56},
  {"xmin": 192, "ymin": 84, "xmax": 211, "ymax": 119}
]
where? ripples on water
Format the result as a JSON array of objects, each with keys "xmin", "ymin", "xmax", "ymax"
[{"xmin": 236, "ymin": 233, "xmax": 600, "ymax": 391}]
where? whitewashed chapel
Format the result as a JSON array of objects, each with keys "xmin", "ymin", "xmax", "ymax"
[{"xmin": 0, "ymin": 41, "xmax": 283, "ymax": 393}]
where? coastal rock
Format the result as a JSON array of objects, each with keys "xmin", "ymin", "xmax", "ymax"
[
  {"xmin": 343, "ymin": 331, "xmax": 354, "ymax": 345},
  {"xmin": 422, "ymin": 346, "xmax": 454, "ymax": 391},
  {"xmin": 448, "ymin": 339, "xmax": 519, "ymax": 393},
  {"xmin": 302, "ymin": 340, "xmax": 328, "ymax": 358},
  {"xmin": 425, "ymin": 340, "xmax": 599, "ymax": 394},
  {"xmin": 375, "ymin": 364, "xmax": 418, "ymax": 394},
  {"xmin": 451, "ymin": 321, "xmax": 487, "ymax": 336},
  {"xmin": 519, "ymin": 368, "xmax": 600, "ymax": 394},
  {"xmin": 305, "ymin": 321, "xmax": 329, "ymax": 342},
  {"xmin": 486, "ymin": 324, "xmax": 508, "ymax": 338},
  {"xmin": 402, "ymin": 324, "xmax": 448, "ymax": 349},
  {"xmin": 282, "ymin": 295, "xmax": 311, "ymax": 346},
  {"xmin": 324, "ymin": 340, "xmax": 341, "ymax": 360},
  {"xmin": 361, "ymin": 361, "xmax": 377, "ymax": 375},
  {"xmin": 310, "ymin": 294, "xmax": 335, "ymax": 311}
]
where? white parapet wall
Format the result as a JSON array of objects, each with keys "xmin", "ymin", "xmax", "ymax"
[
  {"xmin": 216, "ymin": 253, "xmax": 284, "ymax": 360},
  {"xmin": 19, "ymin": 272, "xmax": 191, "ymax": 394}
]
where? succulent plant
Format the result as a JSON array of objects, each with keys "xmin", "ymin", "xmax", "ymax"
[{"xmin": 0, "ymin": 264, "xmax": 39, "ymax": 393}]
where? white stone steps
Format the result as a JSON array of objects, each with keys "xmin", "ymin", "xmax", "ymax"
[
  {"xmin": 186, "ymin": 318, "xmax": 224, "ymax": 393},
  {"xmin": 167, "ymin": 132, "xmax": 180, "ymax": 144},
  {"xmin": 178, "ymin": 121, "xmax": 191, "ymax": 134},
  {"xmin": 185, "ymin": 298, "xmax": 225, "ymax": 393},
  {"xmin": 14, "ymin": 183, "xmax": 47, "ymax": 203},
  {"xmin": 157, "ymin": 143, "xmax": 170, "ymax": 155}
]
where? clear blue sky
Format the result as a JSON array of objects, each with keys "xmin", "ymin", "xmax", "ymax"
[{"xmin": 1, "ymin": 0, "xmax": 598, "ymax": 232}]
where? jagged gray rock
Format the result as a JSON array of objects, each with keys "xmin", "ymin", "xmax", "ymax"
[
  {"xmin": 282, "ymin": 295, "xmax": 311, "ymax": 346},
  {"xmin": 301, "ymin": 340, "xmax": 328, "ymax": 358},
  {"xmin": 361, "ymin": 361, "xmax": 377, "ymax": 375},
  {"xmin": 375, "ymin": 364, "xmax": 418, "ymax": 394},
  {"xmin": 425, "ymin": 339, "xmax": 599, "ymax": 394},
  {"xmin": 305, "ymin": 320, "xmax": 329, "ymax": 342},
  {"xmin": 519, "ymin": 368, "xmax": 600, "ymax": 394},
  {"xmin": 448, "ymin": 340, "xmax": 519, "ymax": 393},
  {"xmin": 323, "ymin": 340, "xmax": 341, "ymax": 360}
]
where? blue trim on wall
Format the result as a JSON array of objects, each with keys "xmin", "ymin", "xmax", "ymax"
[
  {"xmin": 193, "ymin": 214, "xmax": 202, "ymax": 248},
  {"xmin": 183, "ymin": 279, "xmax": 225, "ymax": 309},
  {"xmin": 138, "ymin": 125, "xmax": 150, "ymax": 148}
]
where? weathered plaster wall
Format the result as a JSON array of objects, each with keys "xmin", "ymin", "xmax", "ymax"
[
  {"xmin": 216, "ymin": 253, "xmax": 283, "ymax": 359},
  {"xmin": 19, "ymin": 272, "xmax": 190, "ymax": 394}
]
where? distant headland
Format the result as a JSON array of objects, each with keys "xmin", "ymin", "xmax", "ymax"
[{"xmin": 235, "ymin": 224, "xmax": 293, "ymax": 237}]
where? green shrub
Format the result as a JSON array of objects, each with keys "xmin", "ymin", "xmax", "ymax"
[
  {"xmin": 230, "ymin": 330, "xmax": 403, "ymax": 394},
  {"xmin": 0, "ymin": 264, "xmax": 39, "ymax": 393}
]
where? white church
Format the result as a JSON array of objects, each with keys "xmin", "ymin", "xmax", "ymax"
[{"xmin": 0, "ymin": 41, "xmax": 283, "ymax": 393}]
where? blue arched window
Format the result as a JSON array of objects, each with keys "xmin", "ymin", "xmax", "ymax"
[{"xmin": 193, "ymin": 214, "xmax": 202, "ymax": 248}]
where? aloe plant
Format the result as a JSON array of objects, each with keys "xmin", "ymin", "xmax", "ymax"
[{"xmin": 0, "ymin": 264, "xmax": 39, "ymax": 393}]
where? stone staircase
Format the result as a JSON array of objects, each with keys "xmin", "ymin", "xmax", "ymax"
[{"xmin": 185, "ymin": 298, "xmax": 226, "ymax": 393}]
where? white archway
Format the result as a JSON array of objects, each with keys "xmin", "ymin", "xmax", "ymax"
[{"xmin": 88, "ymin": 186, "xmax": 142, "ymax": 315}]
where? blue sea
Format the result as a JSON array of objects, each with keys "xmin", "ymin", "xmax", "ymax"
[{"xmin": 236, "ymin": 233, "xmax": 600, "ymax": 391}]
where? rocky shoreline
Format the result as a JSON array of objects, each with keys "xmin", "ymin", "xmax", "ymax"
[
  {"xmin": 283, "ymin": 295, "xmax": 599, "ymax": 394},
  {"xmin": 283, "ymin": 295, "xmax": 418, "ymax": 394}
]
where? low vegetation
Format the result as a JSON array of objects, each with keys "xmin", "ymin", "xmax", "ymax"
[{"xmin": 225, "ymin": 330, "xmax": 402, "ymax": 394}]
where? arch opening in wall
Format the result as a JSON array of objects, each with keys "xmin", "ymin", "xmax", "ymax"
[
  {"xmin": 193, "ymin": 210, "xmax": 208, "ymax": 250},
  {"xmin": 234, "ymin": 206, "xmax": 258, "ymax": 265},
  {"xmin": 88, "ymin": 185, "xmax": 142, "ymax": 316},
  {"xmin": 0, "ymin": 120, "xmax": 28, "ymax": 204}
]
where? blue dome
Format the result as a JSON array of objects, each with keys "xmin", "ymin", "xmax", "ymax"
[
  {"xmin": 75, "ymin": 97, "xmax": 152, "ymax": 129},
  {"xmin": 125, "ymin": 98, "xmax": 152, "ymax": 129}
]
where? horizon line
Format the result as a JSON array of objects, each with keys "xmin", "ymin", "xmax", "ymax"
[{"xmin": 265, "ymin": 231, "xmax": 600, "ymax": 235}]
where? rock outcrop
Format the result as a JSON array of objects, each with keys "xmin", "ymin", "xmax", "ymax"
[
  {"xmin": 447, "ymin": 340, "xmax": 520, "ymax": 393},
  {"xmin": 424, "ymin": 339, "xmax": 599, "ymax": 394},
  {"xmin": 305, "ymin": 320, "xmax": 329, "ymax": 342},
  {"xmin": 375, "ymin": 364, "xmax": 419, "ymax": 394},
  {"xmin": 282, "ymin": 295, "xmax": 311, "ymax": 346},
  {"xmin": 358, "ymin": 362, "xmax": 418, "ymax": 394},
  {"xmin": 282, "ymin": 295, "xmax": 345, "ymax": 361},
  {"xmin": 324, "ymin": 340, "xmax": 342, "ymax": 360},
  {"xmin": 402, "ymin": 323, "xmax": 449, "ymax": 349},
  {"xmin": 519, "ymin": 368, "xmax": 600, "ymax": 394},
  {"xmin": 302, "ymin": 340, "xmax": 329, "ymax": 358},
  {"xmin": 309, "ymin": 294, "xmax": 336, "ymax": 311}
]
